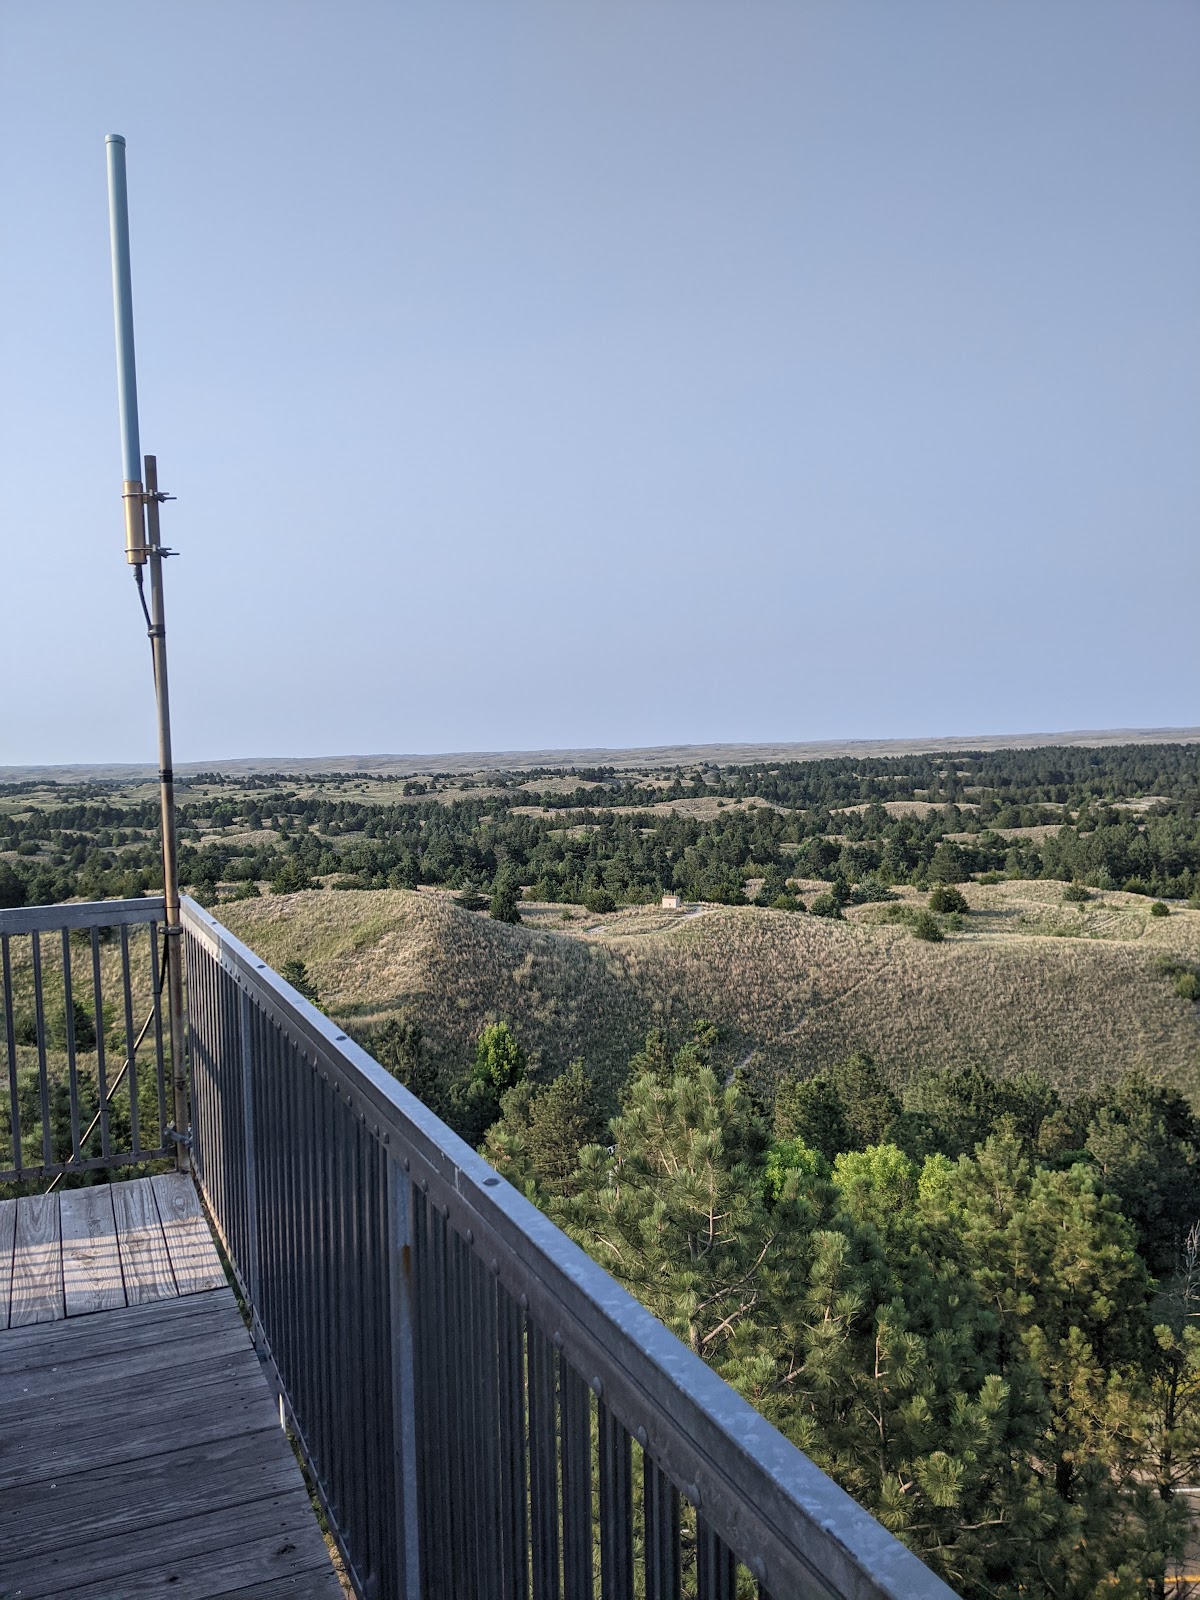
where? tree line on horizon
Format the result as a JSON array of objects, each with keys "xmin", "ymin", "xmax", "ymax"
[{"xmin": 2, "ymin": 742, "xmax": 1200, "ymax": 911}]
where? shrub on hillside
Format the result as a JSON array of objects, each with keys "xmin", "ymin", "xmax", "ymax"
[
  {"xmin": 280, "ymin": 958, "xmax": 322, "ymax": 1009},
  {"xmin": 850, "ymin": 874, "xmax": 894, "ymax": 904},
  {"xmin": 1150, "ymin": 901, "xmax": 1170, "ymax": 917},
  {"xmin": 1062, "ymin": 882, "xmax": 1091, "ymax": 903},
  {"xmin": 583, "ymin": 886, "xmax": 616, "ymax": 914},
  {"xmin": 771, "ymin": 893, "xmax": 805, "ymax": 912},
  {"xmin": 928, "ymin": 885, "xmax": 968, "ymax": 914},
  {"xmin": 911, "ymin": 910, "xmax": 944, "ymax": 942},
  {"xmin": 809, "ymin": 893, "xmax": 844, "ymax": 920},
  {"xmin": 1176, "ymin": 972, "xmax": 1200, "ymax": 1002}
]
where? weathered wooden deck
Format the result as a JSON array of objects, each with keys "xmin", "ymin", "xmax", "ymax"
[{"xmin": 0, "ymin": 1176, "xmax": 343, "ymax": 1598}]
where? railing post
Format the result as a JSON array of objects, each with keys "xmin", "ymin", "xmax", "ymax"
[
  {"xmin": 388, "ymin": 1156, "xmax": 422, "ymax": 1599},
  {"xmin": 239, "ymin": 986, "xmax": 261, "ymax": 1313}
]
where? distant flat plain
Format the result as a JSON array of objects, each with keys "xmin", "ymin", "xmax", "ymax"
[{"xmin": 4, "ymin": 726, "xmax": 1199, "ymax": 784}]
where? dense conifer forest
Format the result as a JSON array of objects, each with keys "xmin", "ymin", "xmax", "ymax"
[{"xmin": 2, "ymin": 742, "xmax": 1199, "ymax": 911}]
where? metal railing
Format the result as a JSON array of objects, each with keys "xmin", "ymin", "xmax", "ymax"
[
  {"xmin": 0, "ymin": 897, "xmax": 173, "ymax": 1185},
  {"xmin": 182, "ymin": 895, "xmax": 958, "ymax": 1600}
]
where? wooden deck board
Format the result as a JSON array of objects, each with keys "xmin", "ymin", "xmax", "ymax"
[
  {"xmin": 10, "ymin": 1189, "xmax": 63, "ymax": 1326},
  {"xmin": 0, "ymin": 1369, "xmax": 280, "ymax": 1494},
  {"xmin": 4, "ymin": 1428, "xmax": 301, "ymax": 1558},
  {"xmin": 3, "ymin": 1342, "xmax": 259, "ymax": 1432},
  {"xmin": 0, "ymin": 1196, "xmax": 15, "ymax": 1330},
  {"xmin": 153, "ymin": 1169, "xmax": 227, "ymax": 1293},
  {"xmin": 0, "ymin": 1287, "xmax": 342, "ymax": 1598},
  {"xmin": 0, "ymin": 1286, "xmax": 233, "ymax": 1373},
  {"xmin": 111, "ymin": 1173, "xmax": 177, "ymax": 1303},
  {"xmin": 60, "ymin": 1182, "xmax": 126, "ymax": 1315}
]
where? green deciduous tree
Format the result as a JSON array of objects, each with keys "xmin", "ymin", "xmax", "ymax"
[{"xmin": 451, "ymin": 1020, "xmax": 527, "ymax": 1147}]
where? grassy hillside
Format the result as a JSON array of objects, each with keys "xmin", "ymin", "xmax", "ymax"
[{"xmin": 218, "ymin": 881, "xmax": 1200, "ymax": 1107}]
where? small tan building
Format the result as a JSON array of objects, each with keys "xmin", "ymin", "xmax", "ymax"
[{"xmin": 661, "ymin": 893, "xmax": 683, "ymax": 910}]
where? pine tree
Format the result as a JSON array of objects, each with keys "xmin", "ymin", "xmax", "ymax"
[
  {"xmin": 524, "ymin": 1060, "xmax": 603, "ymax": 1193},
  {"xmin": 372, "ymin": 1011, "xmax": 444, "ymax": 1115},
  {"xmin": 562, "ymin": 1064, "xmax": 789, "ymax": 1376},
  {"xmin": 489, "ymin": 867, "xmax": 523, "ymax": 923},
  {"xmin": 928, "ymin": 1126, "xmax": 1175, "ymax": 1593},
  {"xmin": 828, "ymin": 1052, "xmax": 900, "ymax": 1146},
  {"xmin": 773, "ymin": 1074, "xmax": 852, "ymax": 1157}
]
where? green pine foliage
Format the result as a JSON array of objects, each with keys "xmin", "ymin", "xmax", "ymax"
[
  {"xmin": 466, "ymin": 1029, "xmax": 1200, "ymax": 1595},
  {"xmin": 489, "ymin": 867, "xmax": 523, "ymax": 924},
  {"xmin": 279, "ymin": 957, "xmax": 322, "ymax": 1007}
]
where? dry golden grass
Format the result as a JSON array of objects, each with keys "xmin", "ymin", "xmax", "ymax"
[
  {"xmin": 833, "ymin": 800, "xmax": 980, "ymax": 818},
  {"xmin": 217, "ymin": 882, "xmax": 1200, "ymax": 1106}
]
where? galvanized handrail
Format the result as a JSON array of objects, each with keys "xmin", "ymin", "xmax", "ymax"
[
  {"xmin": 0, "ymin": 897, "xmax": 171, "ymax": 1184},
  {"xmin": 182, "ymin": 895, "xmax": 958, "ymax": 1600}
]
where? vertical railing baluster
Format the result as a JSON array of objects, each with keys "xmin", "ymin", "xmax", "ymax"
[
  {"xmin": 2, "ymin": 934, "xmax": 22, "ymax": 1174},
  {"xmin": 118, "ymin": 923, "xmax": 139, "ymax": 1157},
  {"xmin": 314, "ymin": 1062, "xmax": 336, "ymax": 1523},
  {"xmin": 478, "ymin": 1255, "xmax": 503, "ymax": 1600},
  {"xmin": 239, "ymin": 985, "xmax": 260, "ymax": 1310},
  {"xmin": 497, "ymin": 1284, "xmax": 529, "ymax": 1600},
  {"xmin": 447, "ymin": 1226, "xmax": 472, "ymax": 1600},
  {"xmin": 30, "ymin": 930, "xmax": 52, "ymax": 1167},
  {"xmin": 528, "ymin": 1322, "xmax": 561, "ymax": 1600},
  {"xmin": 696, "ymin": 1517, "xmax": 737, "ymax": 1600},
  {"xmin": 599, "ymin": 1405, "xmax": 634, "ymax": 1600},
  {"xmin": 388, "ymin": 1157, "xmax": 422, "ymax": 1599},
  {"xmin": 644, "ymin": 1458, "xmax": 681, "ymax": 1600},
  {"xmin": 347, "ymin": 1100, "xmax": 376, "ymax": 1587},
  {"xmin": 412, "ymin": 1187, "xmax": 444, "ymax": 1599},
  {"xmin": 148, "ymin": 922, "xmax": 167, "ymax": 1149},
  {"xmin": 430, "ymin": 1200, "xmax": 455, "ymax": 1597},
  {"xmin": 91, "ymin": 926, "xmax": 110, "ymax": 1159},
  {"xmin": 60, "ymin": 928, "xmax": 81, "ymax": 1164},
  {"xmin": 560, "ymin": 1360, "xmax": 593, "ymax": 1600},
  {"xmin": 322, "ymin": 1070, "xmax": 347, "ymax": 1533},
  {"xmin": 332, "ymin": 1085, "xmax": 353, "ymax": 1535}
]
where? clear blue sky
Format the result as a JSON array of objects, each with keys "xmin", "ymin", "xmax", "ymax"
[{"xmin": 1, "ymin": 2, "xmax": 1196, "ymax": 765}]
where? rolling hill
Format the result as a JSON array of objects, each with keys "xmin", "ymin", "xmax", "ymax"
[{"xmin": 216, "ymin": 880, "xmax": 1200, "ymax": 1109}]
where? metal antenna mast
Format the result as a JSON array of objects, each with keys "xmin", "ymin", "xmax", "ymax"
[{"xmin": 105, "ymin": 133, "xmax": 189, "ymax": 1171}]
